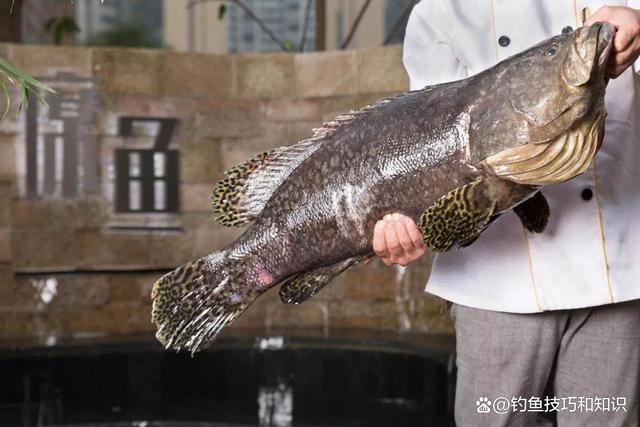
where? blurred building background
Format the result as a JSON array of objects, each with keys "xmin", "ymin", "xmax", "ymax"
[
  {"xmin": 0, "ymin": 0, "xmax": 451, "ymax": 340},
  {"xmin": 75, "ymin": 0, "xmax": 163, "ymax": 46},
  {"xmin": 0, "ymin": 36, "xmax": 452, "ymax": 343},
  {"xmin": 3, "ymin": 0, "xmax": 416, "ymax": 52},
  {"xmin": 0, "ymin": 3, "xmax": 456, "ymax": 425},
  {"xmin": 22, "ymin": 0, "xmax": 75, "ymax": 45}
]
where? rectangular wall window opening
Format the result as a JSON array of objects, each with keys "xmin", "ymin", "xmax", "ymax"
[{"xmin": 115, "ymin": 149, "xmax": 179, "ymax": 213}]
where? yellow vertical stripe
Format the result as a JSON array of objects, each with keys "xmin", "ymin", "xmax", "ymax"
[
  {"xmin": 522, "ymin": 228, "xmax": 543, "ymax": 311},
  {"xmin": 489, "ymin": 0, "xmax": 499, "ymax": 61},
  {"xmin": 593, "ymin": 164, "xmax": 615, "ymax": 303}
]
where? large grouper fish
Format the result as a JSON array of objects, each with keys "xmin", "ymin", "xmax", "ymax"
[{"xmin": 152, "ymin": 23, "xmax": 614, "ymax": 353}]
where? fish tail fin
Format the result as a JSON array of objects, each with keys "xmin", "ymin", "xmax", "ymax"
[{"xmin": 151, "ymin": 251, "xmax": 266, "ymax": 354}]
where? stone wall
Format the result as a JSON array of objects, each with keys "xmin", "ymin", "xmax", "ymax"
[{"xmin": 0, "ymin": 43, "xmax": 452, "ymax": 344}]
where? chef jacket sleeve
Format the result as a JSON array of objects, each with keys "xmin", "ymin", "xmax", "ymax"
[{"xmin": 402, "ymin": 1, "xmax": 467, "ymax": 90}]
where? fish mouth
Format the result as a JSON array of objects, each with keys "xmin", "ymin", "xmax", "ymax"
[{"xmin": 591, "ymin": 22, "xmax": 615, "ymax": 70}]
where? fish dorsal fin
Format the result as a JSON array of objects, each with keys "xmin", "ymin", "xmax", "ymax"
[
  {"xmin": 212, "ymin": 138, "xmax": 321, "ymax": 226},
  {"xmin": 314, "ymin": 89, "xmax": 426, "ymax": 139},
  {"xmin": 310, "ymin": 94, "xmax": 402, "ymax": 139},
  {"xmin": 212, "ymin": 92, "xmax": 413, "ymax": 227}
]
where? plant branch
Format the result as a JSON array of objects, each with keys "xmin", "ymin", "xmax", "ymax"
[
  {"xmin": 340, "ymin": 0, "xmax": 372, "ymax": 50},
  {"xmin": 298, "ymin": 0, "xmax": 313, "ymax": 52}
]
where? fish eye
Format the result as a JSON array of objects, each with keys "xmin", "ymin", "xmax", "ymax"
[{"xmin": 547, "ymin": 46, "xmax": 557, "ymax": 56}]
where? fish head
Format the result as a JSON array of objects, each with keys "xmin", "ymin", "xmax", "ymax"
[
  {"xmin": 482, "ymin": 23, "xmax": 613, "ymax": 185},
  {"xmin": 507, "ymin": 22, "xmax": 613, "ymax": 137},
  {"xmin": 562, "ymin": 22, "xmax": 614, "ymax": 87}
]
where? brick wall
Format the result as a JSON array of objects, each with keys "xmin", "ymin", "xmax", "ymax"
[{"xmin": 0, "ymin": 43, "xmax": 453, "ymax": 343}]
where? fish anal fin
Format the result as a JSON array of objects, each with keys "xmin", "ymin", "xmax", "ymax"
[
  {"xmin": 419, "ymin": 180, "xmax": 497, "ymax": 252},
  {"xmin": 513, "ymin": 191, "xmax": 550, "ymax": 234},
  {"xmin": 279, "ymin": 256, "xmax": 366, "ymax": 304}
]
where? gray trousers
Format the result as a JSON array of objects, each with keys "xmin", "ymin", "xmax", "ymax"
[{"xmin": 449, "ymin": 299, "xmax": 640, "ymax": 427}]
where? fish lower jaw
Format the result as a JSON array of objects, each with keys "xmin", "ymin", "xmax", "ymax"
[{"xmin": 482, "ymin": 113, "xmax": 604, "ymax": 186}]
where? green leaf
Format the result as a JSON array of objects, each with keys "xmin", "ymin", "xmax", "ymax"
[
  {"xmin": 0, "ymin": 79, "xmax": 10, "ymax": 120},
  {"xmin": 0, "ymin": 58, "xmax": 56, "ymax": 117},
  {"xmin": 282, "ymin": 39, "xmax": 297, "ymax": 52},
  {"xmin": 218, "ymin": 4, "xmax": 226, "ymax": 20},
  {"xmin": 44, "ymin": 16, "xmax": 80, "ymax": 46}
]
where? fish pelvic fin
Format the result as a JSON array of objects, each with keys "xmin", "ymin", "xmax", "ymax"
[
  {"xmin": 151, "ymin": 252, "xmax": 267, "ymax": 354},
  {"xmin": 513, "ymin": 191, "xmax": 550, "ymax": 233},
  {"xmin": 279, "ymin": 256, "xmax": 367, "ymax": 305},
  {"xmin": 212, "ymin": 139, "xmax": 322, "ymax": 227}
]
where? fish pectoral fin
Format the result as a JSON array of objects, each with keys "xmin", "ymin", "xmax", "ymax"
[
  {"xmin": 212, "ymin": 139, "xmax": 322, "ymax": 227},
  {"xmin": 513, "ymin": 191, "xmax": 550, "ymax": 234},
  {"xmin": 419, "ymin": 180, "xmax": 497, "ymax": 252},
  {"xmin": 279, "ymin": 256, "xmax": 367, "ymax": 304}
]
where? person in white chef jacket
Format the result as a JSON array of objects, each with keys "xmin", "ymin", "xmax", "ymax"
[{"xmin": 372, "ymin": 1, "xmax": 640, "ymax": 426}]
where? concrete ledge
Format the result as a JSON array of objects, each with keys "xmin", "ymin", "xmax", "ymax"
[
  {"xmin": 1, "ymin": 43, "xmax": 409, "ymax": 100},
  {"xmin": 92, "ymin": 47, "xmax": 165, "ymax": 96},
  {"xmin": 236, "ymin": 53, "xmax": 295, "ymax": 99}
]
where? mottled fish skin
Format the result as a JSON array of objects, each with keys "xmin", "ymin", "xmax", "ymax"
[
  {"xmin": 225, "ymin": 24, "xmax": 612, "ymax": 280},
  {"xmin": 151, "ymin": 23, "xmax": 614, "ymax": 353}
]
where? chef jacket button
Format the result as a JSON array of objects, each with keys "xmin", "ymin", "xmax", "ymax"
[
  {"xmin": 581, "ymin": 188, "xmax": 593, "ymax": 201},
  {"xmin": 562, "ymin": 26, "xmax": 573, "ymax": 34},
  {"xmin": 498, "ymin": 35, "xmax": 510, "ymax": 47}
]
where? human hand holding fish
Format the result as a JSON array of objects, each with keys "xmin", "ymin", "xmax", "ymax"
[
  {"xmin": 371, "ymin": 214, "xmax": 426, "ymax": 267},
  {"xmin": 151, "ymin": 23, "xmax": 615, "ymax": 353},
  {"xmin": 586, "ymin": 6, "xmax": 640, "ymax": 77}
]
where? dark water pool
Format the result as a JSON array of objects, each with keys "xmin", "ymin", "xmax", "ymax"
[{"xmin": 0, "ymin": 331, "xmax": 455, "ymax": 427}]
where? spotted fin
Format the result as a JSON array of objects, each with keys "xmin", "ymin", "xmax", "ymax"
[
  {"xmin": 419, "ymin": 180, "xmax": 497, "ymax": 252},
  {"xmin": 279, "ymin": 256, "xmax": 366, "ymax": 304},
  {"xmin": 212, "ymin": 139, "xmax": 321, "ymax": 226},
  {"xmin": 513, "ymin": 191, "xmax": 550, "ymax": 233}
]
